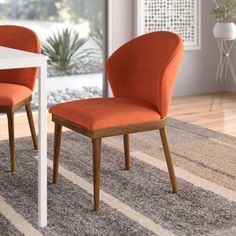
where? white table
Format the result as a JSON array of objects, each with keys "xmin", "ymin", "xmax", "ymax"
[{"xmin": 0, "ymin": 46, "xmax": 48, "ymax": 227}]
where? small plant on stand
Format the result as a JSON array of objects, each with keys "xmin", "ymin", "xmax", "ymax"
[{"xmin": 212, "ymin": 0, "xmax": 236, "ymax": 39}]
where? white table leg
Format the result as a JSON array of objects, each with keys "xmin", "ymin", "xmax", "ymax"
[{"xmin": 38, "ymin": 62, "xmax": 47, "ymax": 227}]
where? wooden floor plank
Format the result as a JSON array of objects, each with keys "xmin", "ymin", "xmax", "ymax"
[{"xmin": 169, "ymin": 92, "xmax": 236, "ymax": 136}]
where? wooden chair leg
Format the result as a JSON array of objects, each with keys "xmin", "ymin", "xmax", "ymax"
[
  {"xmin": 25, "ymin": 103, "xmax": 38, "ymax": 150},
  {"xmin": 53, "ymin": 123, "xmax": 62, "ymax": 184},
  {"xmin": 92, "ymin": 138, "xmax": 102, "ymax": 211},
  {"xmin": 123, "ymin": 134, "xmax": 131, "ymax": 170},
  {"xmin": 159, "ymin": 127, "xmax": 178, "ymax": 193},
  {"xmin": 7, "ymin": 112, "xmax": 15, "ymax": 172}
]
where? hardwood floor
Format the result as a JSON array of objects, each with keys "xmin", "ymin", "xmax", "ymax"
[
  {"xmin": 1, "ymin": 92, "xmax": 236, "ymax": 140},
  {"xmin": 0, "ymin": 112, "xmax": 54, "ymax": 140},
  {"xmin": 169, "ymin": 92, "xmax": 236, "ymax": 136}
]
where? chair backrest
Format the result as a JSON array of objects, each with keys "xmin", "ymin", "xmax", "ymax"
[
  {"xmin": 106, "ymin": 31, "xmax": 183, "ymax": 118},
  {"xmin": 0, "ymin": 25, "xmax": 41, "ymax": 90}
]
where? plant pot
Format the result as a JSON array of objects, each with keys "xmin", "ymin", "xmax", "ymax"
[{"xmin": 213, "ymin": 22, "xmax": 236, "ymax": 40}]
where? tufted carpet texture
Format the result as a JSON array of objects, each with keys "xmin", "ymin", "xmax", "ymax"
[{"xmin": 1, "ymin": 118, "xmax": 236, "ymax": 236}]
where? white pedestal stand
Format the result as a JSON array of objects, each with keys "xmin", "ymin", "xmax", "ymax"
[{"xmin": 210, "ymin": 39, "xmax": 236, "ymax": 110}]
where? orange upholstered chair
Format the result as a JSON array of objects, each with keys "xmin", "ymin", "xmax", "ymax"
[
  {"xmin": 49, "ymin": 32, "xmax": 183, "ymax": 211},
  {"xmin": 0, "ymin": 25, "xmax": 40, "ymax": 171}
]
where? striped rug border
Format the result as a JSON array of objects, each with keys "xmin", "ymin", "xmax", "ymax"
[
  {"xmin": 2, "ymin": 144, "xmax": 236, "ymax": 235},
  {"xmin": 0, "ymin": 196, "xmax": 42, "ymax": 236},
  {"xmin": 131, "ymin": 151, "xmax": 236, "ymax": 202},
  {"xmin": 44, "ymin": 157, "xmax": 175, "ymax": 236}
]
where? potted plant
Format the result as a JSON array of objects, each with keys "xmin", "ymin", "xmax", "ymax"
[{"xmin": 212, "ymin": 0, "xmax": 236, "ymax": 40}]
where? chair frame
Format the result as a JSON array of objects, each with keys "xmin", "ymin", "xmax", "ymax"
[
  {"xmin": 52, "ymin": 114, "xmax": 178, "ymax": 211},
  {"xmin": 0, "ymin": 96, "xmax": 38, "ymax": 171}
]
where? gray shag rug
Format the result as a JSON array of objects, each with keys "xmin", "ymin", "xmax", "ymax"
[{"xmin": 1, "ymin": 118, "xmax": 236, "ymax": 236}]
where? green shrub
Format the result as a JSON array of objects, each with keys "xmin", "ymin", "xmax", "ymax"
[
  {"xmin": 90, "ymin": 28, "xmax": 103, "ymax": 49},
  {"xmin": 42, "ymin": 28, "xmax": 87, "ymax": 74}
]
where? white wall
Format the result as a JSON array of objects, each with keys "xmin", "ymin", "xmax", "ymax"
[
  {"xmin": 109, "ymin": 0, "xmax": 134, "ymax": 53},
  {"xmin": 175, "ymin": 1, "xmax": 219, "ymax": 96},
  {"xmin": 225, "ymin": 38, "xmax": 236, "ymax": 92},
  {"xmin": 107, "ymin": 0, "xmax": 134, "ymax": 96},
  {"xmin": 108, "ymin": 0, "xmax": 231, "ymax": 96}
]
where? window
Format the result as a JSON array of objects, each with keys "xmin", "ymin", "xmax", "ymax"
[{"xmin": 0, "ymin": 0, "xmax": 104, "ymax": 108}]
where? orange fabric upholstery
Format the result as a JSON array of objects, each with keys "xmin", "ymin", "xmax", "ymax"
[
  {"xmin": 0, "ymin": 25, "xmax": 41, "ymax": 90},
  {"xmin": 49, "ymin": 97, "xmax": 161, "ymax": 130},
  {"xmin": 50, "ymin": 32, "xmax": 183, "ymax": 131},
  {"xmin": 106, "ymin": 31, "xmax": 183, "ymax": 118},
  {"xmin": 0, "ymin": 83, "xmax": 32, "ymax": 106}
]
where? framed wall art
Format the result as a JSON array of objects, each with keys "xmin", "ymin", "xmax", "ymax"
[{"xmin": 135, "ymin": 0, "xmax": 201, "ymax": 50}]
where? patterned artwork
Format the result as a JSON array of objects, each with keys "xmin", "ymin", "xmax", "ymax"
[{"xmin": 136, "ymin": 0, "xmax": 201, "ymax": 50}]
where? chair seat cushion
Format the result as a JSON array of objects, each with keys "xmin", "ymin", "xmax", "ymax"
[
  {"xmin": 49, "ymin": 97, "xmax": 161, "ymax": 131},
  {"xmin": 0, "ymin": 83, "xmax": 32, "ymax": 106}
]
